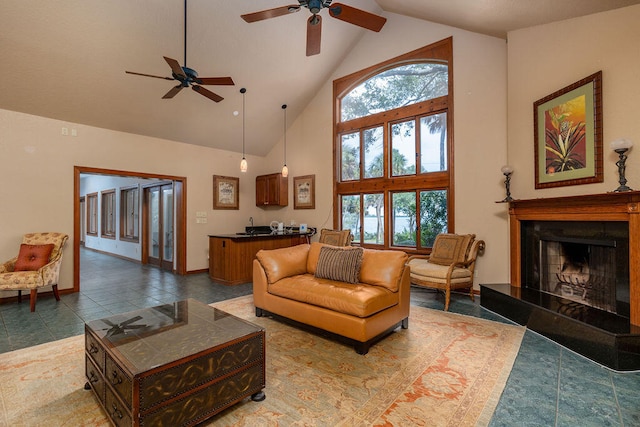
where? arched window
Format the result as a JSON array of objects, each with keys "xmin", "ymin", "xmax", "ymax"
[{"xmin": 333, "ymin": 38, "xmax": 453, "ymax": 251}]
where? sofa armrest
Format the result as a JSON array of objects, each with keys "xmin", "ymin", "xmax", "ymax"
[
  {"xmin": 253, "ymin": 258, "xmax": 270, "ymax": 309},
  {"xmin": 0, "ymin": 256, "xmax": 18, "ymax": 274}
]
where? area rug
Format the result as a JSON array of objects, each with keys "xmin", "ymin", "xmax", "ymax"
[{"xmin": 0, "ymin": 296, "xmax": 524, "ymax": 426}]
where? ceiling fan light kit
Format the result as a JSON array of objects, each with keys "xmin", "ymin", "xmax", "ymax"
[
  {"xmin": 242, "ymin": 1, "xmax": 386, "ymax": 56},
  {"xmin": 125, "ymin": 0, "xmax": 234, "ymax": 103}
]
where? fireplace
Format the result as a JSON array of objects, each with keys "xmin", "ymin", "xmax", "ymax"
[
  {"xmin": 480, "ymin": 192, "xmax": 640, "ymax": 371},
  {"xmin": 522, "ymin": 220, "xmax": 629, "ymax": 317}
]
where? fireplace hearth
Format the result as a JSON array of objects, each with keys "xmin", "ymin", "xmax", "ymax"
[{"xmin": 481, "ymin": 192, "xmax": 640, "ymax": 371}]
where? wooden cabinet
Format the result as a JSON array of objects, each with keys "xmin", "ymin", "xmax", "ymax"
[
  {"xmin": 256, "ymin": 173, "xmax": 288, "ymax": 207},
  {"xmin": 209, "ymin": 234, "xmax": 308, "ymax": 285}
]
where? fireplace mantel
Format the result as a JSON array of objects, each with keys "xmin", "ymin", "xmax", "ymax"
[{"xmin": 509, "ymin": 191, "xmax": 640, "ymax": 326}]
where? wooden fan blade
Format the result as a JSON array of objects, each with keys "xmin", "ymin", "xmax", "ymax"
[
  {"xmin": 125, "ymin": 71, "xmax": 173, "ymax": 81},
  {"xmin": 328, "ymin": 3, "xmax": 386, "ymax": 32},
  {"xmin": 196, "ymin": 77, "xmax": 235, "ymax": 86},
  {"xmin": 162, "ymin": 85, "xmax": 184, "ymax": 99},
  {"xmin": 241, "ymin": 5, "xmax": 300, "ymax": 23},
  {"xmin": 306, "ymin": 15, "xmax": 322, "ymax": 57},
  {"xmin": 192, "ymin": 85, "xmax": 223, "ymax": 102},
  {"xmin": 163, "ymin": 56, "xmax": 186, "ymax": 79}
]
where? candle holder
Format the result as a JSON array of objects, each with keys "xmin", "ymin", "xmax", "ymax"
[
  {"xmin": 611, "ymin": 139, "xmax": 633, "ymax": 192},
  {"xmin": 501, "ymin": 165, "xmax": 513, "ymax": 202}
]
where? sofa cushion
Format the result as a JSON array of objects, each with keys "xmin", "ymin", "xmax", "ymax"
[
  {"xmin": 268, "ymin": 274, "xmax": 398, "ymax": 318},
  {"xmin": 359, "ymin": 249, "xmax": 408, "ymax": 292},
  {"xmin": 428, "ymin": 234, "xmax": 475, "ymax": 266},
  {"xmin": 315, "ymin": 246, "xmax": 363, "ymax": 284},
  {"xmin": 256, "ymin": 244, "xmax": 310, "ymax": 284},
  {"xmin": 14, "ymin": 244, "xmax": 54, "ymax": 272}
]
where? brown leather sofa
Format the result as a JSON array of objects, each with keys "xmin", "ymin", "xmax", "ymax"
[{"xmin": 253, "ymin": 242, "xmax": 410, "ymax": 354}]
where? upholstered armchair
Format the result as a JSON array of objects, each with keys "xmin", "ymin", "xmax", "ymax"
[
  {"xmin": 0, "ymin": 232, "xmax": 69, "ymax": 312},
  {"xmin": 407, "ymin": 233, "xmax": 485, "ymax": 311},
  {"xmin": 318, "ymin": 228, "xmax": 354, "ymax": 246}
]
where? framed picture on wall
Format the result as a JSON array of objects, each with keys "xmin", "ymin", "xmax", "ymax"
[
  {"xmin": 213, "ymin": 175, "xmax": 239, "ymax": 210},
  {"xmin": 293, "ymin": 175, "xmax": 315, "ymax": 209},
  {"xmin": 534, "ymin": 71, "xmax": 603, "ymax": 189}
]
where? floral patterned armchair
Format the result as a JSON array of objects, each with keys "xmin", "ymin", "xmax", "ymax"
[{"xmin": 0, "ymin": 232, "xmax": 68, "ymax": 312}]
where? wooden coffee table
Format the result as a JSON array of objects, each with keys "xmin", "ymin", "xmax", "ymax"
[{"xmin": 84, "ymin": 298, "xmax": 265, "ymax": 426}]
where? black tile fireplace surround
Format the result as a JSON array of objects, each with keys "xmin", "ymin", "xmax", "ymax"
[{"xmin": 480, "ymin": 284, "xmax": 640, "ymax": 371}]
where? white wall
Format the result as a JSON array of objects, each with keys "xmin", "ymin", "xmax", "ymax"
[
  {"xmin": 261, "ymin": 12, "xmax": 509, "ymax": 287},
  {"xmin": 0, "ymin": 110, "xmax": 270, "ymax": 293},
  {"xmin": 507, "ymin": 5, "xmax": 640, "ymax": 200}
]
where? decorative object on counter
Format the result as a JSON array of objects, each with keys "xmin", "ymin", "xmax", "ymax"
[
  {"xmin": 300, "ymin": 223, "xmax": 308, "ymax": 233},
  {"xmin": 500, "ymin": 165, "xmax": 513, "ymax": 202},
  {"xmin": 611, "ymin": 138, "xmax": 633, "ymax": 192},
  {"xmin": 212, "ymin": 175, "xmax": 239, "ymax": 209},
  {"xmin": 293, "ymin": 174, "xmax": 315, "ymax": 209},
  {"xmin": 534, "ymin": 71, "xmax": 603, "ymax": 189},
  {"xmin": 240, "ymin": 88, "xmax": 248, "ymax": 173},
  {"xmin": 281, "ymin": 104, "xmax": 288, "ymax": 178}
]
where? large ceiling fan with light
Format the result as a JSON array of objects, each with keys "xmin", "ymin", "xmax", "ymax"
[
  {"xmin": 125, "ymin": 0, "xmax": 234, "ymax": 102},
  {"xmin": 241, "ymin": 0, "xmax": 386, "ymax": 56}
]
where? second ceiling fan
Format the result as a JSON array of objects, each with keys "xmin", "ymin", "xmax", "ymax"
[
  {"xmin": 242, "ymin": 1, "xmax": 386, "ymax": 56},
  {"xmin": 125, "ymin": 0, "xmax": 234, "ymax": 103}
]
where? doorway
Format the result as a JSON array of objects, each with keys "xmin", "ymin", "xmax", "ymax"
[
  {"xmin": 73, "ymin": 166, "xmax": 187, "ymax": 292},
  {"xmin": 143, "ymin": 182, "xmax": 174, "ymax": 271}
]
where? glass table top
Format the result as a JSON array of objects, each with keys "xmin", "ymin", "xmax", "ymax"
[{"xmin": 86, "ymin": 298, "xmax": 263, "ymax": 373}]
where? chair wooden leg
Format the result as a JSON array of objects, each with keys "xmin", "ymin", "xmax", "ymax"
[
  {"xmin": 30, "ymin": 289, "xmax": 37, "ymax": 312},
  {"xmin": 469, "ymin": 287, "xmax": 475, "ymax": 302},
  {"xmin": 52, "ymin": 284, "xmax": 61, "ymax": 301},
  {"xmin": 17, "ymin": 290, "xmax": 22, "ymax": 303},
  {"xmin": 444, "ymin": 289, "xmax": 451, "ymax": 311}
]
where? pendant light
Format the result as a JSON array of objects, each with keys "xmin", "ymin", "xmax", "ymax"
[
  {"xmin": 281, "ymin": 104, "xmax": 288, "ymax": 178},
  {"xmin": 240, "ymin": 88, "xmax": 248, "ymax": 173}
]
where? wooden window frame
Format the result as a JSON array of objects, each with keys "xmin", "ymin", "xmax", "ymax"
[
  {"xmin": 86, "ymin": 192, "xmax": 98, "ymax": 236},
  {"xmin": 120, "ymin": 185, "xmax": 140, "ymax": 242},
  {"xmin": 101, "ymin": 189, "xmax": 116, "ymax": 239},
  {"xmin": 333, "ymin": 37, "xmax": 454, "ymax": 253}
]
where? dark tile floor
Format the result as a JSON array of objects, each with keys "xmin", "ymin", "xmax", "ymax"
[{"xmin": 1, "ymin": 248, "xmax": 639, "ymax": 426}]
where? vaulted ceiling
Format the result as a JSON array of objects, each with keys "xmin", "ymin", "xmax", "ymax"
[{"xmin": 2, "ymin": 0, "xmax": 638, "ymax": 156}]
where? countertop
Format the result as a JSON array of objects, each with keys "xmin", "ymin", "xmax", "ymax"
[{"xmin": 208, "ymin": 231, "xmax": 313, "ymax": 240}]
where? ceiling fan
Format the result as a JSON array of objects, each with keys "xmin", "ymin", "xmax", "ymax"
[
  {"xmin": 241, "ymin": 0, "xmax": 386, "ymax": 56},
  {"xmin": 125, "ymin": 0, "xmax": 234, "ymax": 102}
]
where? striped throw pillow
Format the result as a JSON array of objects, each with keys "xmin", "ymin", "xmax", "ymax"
[{"xmin": 314, "ymin": 246, "xmax": 363, "ymax": 284}]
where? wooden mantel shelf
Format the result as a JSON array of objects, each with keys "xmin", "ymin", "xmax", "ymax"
[{"xmin": 508, "ymin": 191, "xmax": 640, "ymax": 326}]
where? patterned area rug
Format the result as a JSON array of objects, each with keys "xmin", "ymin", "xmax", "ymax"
[{"xmin": 0, "ymin": 296, "xmax": 524, "ymax": 426}]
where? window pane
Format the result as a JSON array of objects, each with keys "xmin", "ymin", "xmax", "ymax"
[
  {"xmin": 341, "ymin": 62, "xmax": 449, "ymax": 122},
  {"xmin": 363, "ymin": 127, "xmax": 383, "ymax": 179},
  {"xmin": 121, "ymin": 187, "xmax": 139, "ymax": 241},
  {"xmin": 391, "ymin": 120, "xmax": 415, "ymax": 176},
  {"xmin": 341, "ymin": 195, "xmax": 361, "ymax": 242},
  {"xmin": 392, "ymin": 192, "xmax": 416, "ymax": 247},
  {"xmin": 420, "ymin": 190, "xmax": 448, "ymax": 247},
  {"xmin": 363, "ymin": 193, "xmax": 384, "ymax": 244},
  {"xmin": 420, "ymin": 113, "xmax": 448, "ymax": 173},
  {"xmin": 341, "ymin": 132, "xmax": 360, "ymax": 181}
]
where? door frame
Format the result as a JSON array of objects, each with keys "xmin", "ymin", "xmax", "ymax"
[{"xmin": 73, "ymin": 166, "xmax": 187, "ymax": 292}]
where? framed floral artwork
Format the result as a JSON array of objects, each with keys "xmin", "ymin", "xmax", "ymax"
[
  {"xmin": 534, "ymin": 71, "xmax": 603, "ymax": 189},
  {"xmin": 293, "ymin": 175, "xmax": 315, "ymax": 209},
  {"xmin": 213, "ymin": 175, "xmax": 239, "ymax": 210}
]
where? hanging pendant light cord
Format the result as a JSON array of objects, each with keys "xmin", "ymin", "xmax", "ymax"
[
  {"xmin": 242, "ymin": 89, "xmax": 246, "ymax": 156},
  {"xmin": 282, "ymin": 104, "xmax": 287, "ymax": 166}
]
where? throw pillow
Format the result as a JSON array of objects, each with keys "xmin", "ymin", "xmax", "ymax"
[
  {"xmin": 429, "ymin": 234, "xmax": 475, "ymax": 266},
  {"xmin": 14, "ymin": 243, "xmax": 55, "ymax": 271},
  {"xmin": 315, "ymin": 246, "xmax": 363, "ymax": 284}
]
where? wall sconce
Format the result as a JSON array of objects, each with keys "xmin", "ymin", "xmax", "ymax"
[
  {"xmin": 281, "ymin": 104, "xmax": 288, "ymax": 178},
  {"xmin": 501, "ymin": 165, "xmax": 513, "ymax": 202},
  {"xmin": 611, "ymin": 138, "xmax": 633, "ymax": 192},
  {"xmin": 240, "ymin": 88, "xmax": 248, "ymax": 173}
]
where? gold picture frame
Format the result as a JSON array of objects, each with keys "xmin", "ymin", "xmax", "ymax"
[
  {"xmin": 213, "ymin": 175, "xmax": 239, "ymax": 210},
  {"xmin": 534, "ymin": 71, "xmax": 603, "ymax": 189},
  {"xmin": 293, "ymin": 175, "xmax": 315, "ymax": 209}
]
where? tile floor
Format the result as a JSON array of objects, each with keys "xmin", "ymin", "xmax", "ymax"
[{"xmin": 1, "ymin": 248, "xmax": 639, "ymax": 426}]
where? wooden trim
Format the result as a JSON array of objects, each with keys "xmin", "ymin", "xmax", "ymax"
[
  {"xmin": 508, "ymin": 192, "xmax": 640, "ymax": 326},
  {"xmin": 73, "ymin": 166, "xmax": 188, "ymax": 291}
]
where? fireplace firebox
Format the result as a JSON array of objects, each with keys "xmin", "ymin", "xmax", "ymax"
[{"xmin": 480, "ymin": 192, "xmax": 640, "ymax": 371}]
